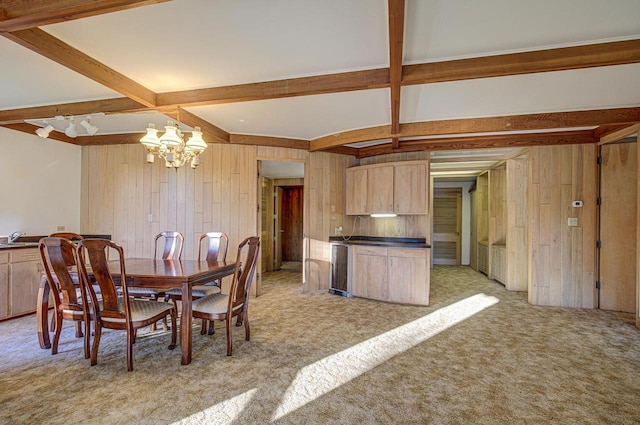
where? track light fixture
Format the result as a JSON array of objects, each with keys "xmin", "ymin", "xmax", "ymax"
[
  {"xmin": 64, "ymin": 120, "xmax": 78, "ymax": 138},
  {"xmin": 36, "ymin": 123, "xmax": 54, "ymax": 138},
  {"xmin": 33, "ymin": 114, "xmax": 100, "ymax": 138},
  {"xmin": 80, "ymin": 116, "xmax": 99, "ymax": 135}
]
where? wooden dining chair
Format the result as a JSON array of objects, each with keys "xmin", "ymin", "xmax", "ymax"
[
  {"xmin": 39, "ymin": 237, "xmax": 91, "ymax": 357},
  {"xmin": 191, "ymin": 236, "xmax": 260, "ymax": 356},
  {"xmin": 128, "ymin": 231, "xmax": 184, "ymax": 301},
  {"xmin": 76, "ymin": 238, "xmax": 177, "ymax": 371},
  {"xmin": 165, "ymin": 232, "xmax": 228, "ymax": 334}
]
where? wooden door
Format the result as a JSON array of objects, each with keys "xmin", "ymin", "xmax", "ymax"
[
  {"xmin": 281, "ymin": 186, "xmax": 303, "ymax": 262},
  {"xmin": 274, "ymin": 187, "xmax": 283, "ymax": 270},
  {"xmin": 432, "ymin": 188, "xmax": 462, "ymax": 265},
  {"xmin": 599, "ymin": 142, "xmax": 637, "ymax": 313}
]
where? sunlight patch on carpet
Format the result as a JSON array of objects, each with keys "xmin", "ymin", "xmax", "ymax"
[
  {"xmin": 171, "ymin": 388, "xmax": 257, "ymax": 425},
  {"xmin": 272, "ymin": 293, "xmax": 499, "ymax": 421}
]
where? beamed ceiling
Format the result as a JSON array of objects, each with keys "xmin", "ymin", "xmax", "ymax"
[{"xmin": 0, "ymin": 0, "xmax": 639, "ymax": 167}]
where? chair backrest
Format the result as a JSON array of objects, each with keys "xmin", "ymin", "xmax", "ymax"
[
  {"xmin": 49, "ymin": 232, "xmax": 84, "ymax": 266},
  {"xmin": 77, "ymin": 239, "xmax": 129, "ymax": 322},
  {"xmin": 154, "ymin": 231, "xmax": 184, "ymax": 260},
  {"xmin": 228, "ymin": 237, "xmax": 260, "ymax": 315},
  {"xmin": 39, "ymin": 237, "xmax": 84, "ymax": 311},
  {"xmin": 198, "ymin": 232, "xmax": 229, "ymax": 262}
]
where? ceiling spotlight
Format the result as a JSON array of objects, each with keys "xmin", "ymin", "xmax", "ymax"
[
  {"xmin": 36, "ymin": 123, "xmax": 54, "ymax": 138},
  {"xmin": 80, "ymin": 116, "xmax": 99, "ymax": 135},
  {"xmin": 64, "ymin": 120, "xmax": 78, "ymax": 138}
]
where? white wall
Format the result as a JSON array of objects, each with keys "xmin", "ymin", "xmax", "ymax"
[
  {"xmin": 433, "ymin": 180, "xmax": 475, "ymax": 265},
  {"xmin": 0, "ymin": 127, "xmax": 81, "ymax": 238}
]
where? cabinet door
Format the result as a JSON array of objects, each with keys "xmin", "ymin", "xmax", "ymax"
[
  {"xmin": 367, "ymin": 166, "xmax": 394, "ymax": 214},
  {"xmin": 388, "ymin": 248, "xmax": 429, "ymax": 305},
  {"xmin": 351, "ymin": 246, "xmax": 388, "ymax": 300},
  {"xmin": 394, "ymin": 163, "xmax": 428, "ymax": 214},
  {"xmin": 477, "ymin": 243, "xmax": 488, "ymax": 274},
  {"xmin": 10, "ymin": 249, "xmax": 43, "ymax": 317},
  {"xmin": 0, "ymin": 252, "xmax": 9, "ymax": 319},
  {"xmin": 346, "ymin": 167, "xmax": 368, "ymax": 215}
]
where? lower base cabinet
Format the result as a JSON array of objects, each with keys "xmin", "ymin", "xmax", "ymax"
[
  {"xmin": 0, "ymin": 248, "xmax": 44, "ymax": 320},
  {"xmin": 351, "ymin": 245, "xmax": 430, "ymax": 306}
]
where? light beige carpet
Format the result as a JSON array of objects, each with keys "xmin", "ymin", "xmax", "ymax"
[{"xmin": 1, "ymin": 266, "xmax": 639, "ymax": 424}]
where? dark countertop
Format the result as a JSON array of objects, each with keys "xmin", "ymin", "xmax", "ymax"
[
  {"xmin": 329, "ymin": 235, "xmax": 430, "ymax": 249},
  {"xmin": 0, "ymin": 234, "xmax": 112, "ymax": 250}
]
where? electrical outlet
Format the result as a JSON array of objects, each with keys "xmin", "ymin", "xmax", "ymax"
[
  {"xmin": 56, "ymin": 225, "xmax": 65, "ymax": 231},
  {"xmin": 568, "ymin": 217, "xmax": 578, "ymax": 227},
  {"xmin": 335, "ymin": 226, "xmax": 343, "ymax": 235}
]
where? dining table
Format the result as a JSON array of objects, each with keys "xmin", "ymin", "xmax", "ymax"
[{"xmin": 36, "ymin": 258, "xmax": 236, "ymax": 365}]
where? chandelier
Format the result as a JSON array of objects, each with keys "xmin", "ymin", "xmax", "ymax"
[{"xmin": 139, "ymin": 115, "xmax": 207, "ymax": 169}]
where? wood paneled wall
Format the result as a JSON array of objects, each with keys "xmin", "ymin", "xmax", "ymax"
[
  {"xmin": 506, "ymin": 157, "xmax": 529, "ymax": 291},
  {"xmin": 80, "ymin": 143, "xmax": 351, "ymax": 294},
  {"xmin": 350, "ymin": 151, "xmax": 430, "ymax": 240},
  {"xmin": 529, "ymin": 145, "xmax": 598, "ymax": 308}
]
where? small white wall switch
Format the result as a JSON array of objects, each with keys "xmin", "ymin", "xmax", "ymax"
[
  {"xmin": 572, "ymin": 201, "xmax": 583, "ymax": 207},
  {"xmin": 147, "ymin": 214, "xmax": 153, "ymax": 222},
  {"xmin": 568, "ymin": 217, "xmax": 578, "ymax": 227}
]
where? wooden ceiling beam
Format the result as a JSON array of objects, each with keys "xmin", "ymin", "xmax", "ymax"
[
  {"xmin": 2, "ymin": 28, "xmax": 157, "ymax": 107},
  {"xmin": 0, "ymin": 98, "xmax": 147, "ymax": 124},
  {"xmin": 597, "ymin": 123, "xmax": 640, "ymax": 145},
  {"xmin": 388, "ymin": 0, "xmax": 404, "ymax": 136},
  {"xmin": 403, "ymin": 39, "xmax": 640, "ymax": 85},
  {"xmin": 157, "ymin": 68, "xmax": 390, "ymax": 107},
  {"xmin": 311, "ymin": 107, "xmax": 640, "ymax": 151},
  {"xmin": 0, "ymin": 0, "xmax": 171, "ymax": 32},
  {"xmin": 356, "ymin": 130, "xmax": 595, "ymax": 158},
  {"xmin": 1, "ymin": 122, "xmax": 81, "ymax": 144},
  {"xmin": 160, "ymin": 108, "xmax": 230, "ymax": 143},
  {"xmin": 230, "ymin": 134, "xmax": 309, "ymax": 150}
]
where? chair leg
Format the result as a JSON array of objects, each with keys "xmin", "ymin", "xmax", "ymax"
[
  {"xmin": 51, "ymin": 311, "xmax": 63, "ymax": 355},
  {"xmin": 75, "ymin": 321, "xmax": 84, "ymax": 338},
  {"xmin": 226, "ymin": 317, "xmax": 233, "ymax": 356},
  {"xmin": 126, "ymin": 328, "xmax": 134, "ymax": 372},
  {"xmin": 90, "ymin": 325, "xmax": 102, "ymax": 366},
  {"xmin": 168, "ymin": 311, "xmax": 177, "ymax": 350},
  {"xmin": 201, "ymin": 319, "xmax": 208, "ymax": 335},
  {"xmin": 208, "ymin": 320, "xmax": 215, "ymax": 335},
  {"xmin": 244, "ymin": 315, "xmax": 250, "ymax": 341},
  {"xmin": 83, "ymin": 318, "xmax": 91, "ymax": 359}
]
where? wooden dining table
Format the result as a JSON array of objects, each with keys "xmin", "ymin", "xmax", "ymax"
[{"xmin": 36, "ymin": 258, "xmax": 236, "ymax": 365}]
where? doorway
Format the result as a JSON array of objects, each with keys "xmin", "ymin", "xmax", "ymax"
[
  {"xmin": 598, "ymin": 139, "xmax": 637, "ymax": 313},
  {"xmin": 258, "ymin": 160, "xmax": 305, "ymax": 275},
  {"xmin": 432, "ymin": 188, "xmax": 462, "ymax": 265}
]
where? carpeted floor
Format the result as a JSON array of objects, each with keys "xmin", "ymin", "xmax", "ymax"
[{"xmin": 1, "ymin": 265, "xmax": 639, "ymax": 424}]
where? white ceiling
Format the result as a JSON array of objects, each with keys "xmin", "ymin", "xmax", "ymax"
[{"xmin": 1, "ymin": 0, "xmax": 639, "ymax": 174}]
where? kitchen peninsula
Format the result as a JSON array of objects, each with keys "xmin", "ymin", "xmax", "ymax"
[{"xmin": 330, "ymin": 236, "xmax": 431, "ymax": 306}]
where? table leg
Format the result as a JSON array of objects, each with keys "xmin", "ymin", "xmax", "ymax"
[
  {"xmin": 37, "ymin": 276, "xmax": 51, "ymax": 349},
  {"xmin": 180, "ymin": 282, "xmax": 192, "ymax": 365}
]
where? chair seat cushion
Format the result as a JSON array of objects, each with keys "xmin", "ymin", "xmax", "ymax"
[
  {"xmin": 192, "ymin": 293, "xmax": 229, "ymax": 316},
  {"xmin": 102, "ymin": 298, "xmax": 173, "ymax": 324},
  {"xmin": 165, "ymin": 285, "xmax": 221, "ymax": 298},
  {"xmin": 126, "ymin": 286, "xmax": 166, "ymax": 296}
]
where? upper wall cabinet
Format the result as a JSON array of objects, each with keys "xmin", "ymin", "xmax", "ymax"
[{"xmin": 346, "ymin": 160, "xmax": 429, "ymax": 215}]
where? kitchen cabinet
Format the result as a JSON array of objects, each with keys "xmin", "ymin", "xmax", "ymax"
[
  {"xmin": 388, "ymin": 248, "xmax": 429, "ymax": 305},
  {"xmin": 351, "ymin": 246, "xmax": 388, "ymax": 300},
  {"xmin": 346, "ymin": 160, "xmax": 429, "ymax": 215},
  {"xmin": 0, "ymin": 252, "xmax": 9, "ymax": 319},
  {"xmin": 0, "ymin": 248, "xmax": 44, "ymax": 319},
  {"xmin": 351, "ymin": 244, "xmax": 430, "ymax": 306},
  {"xmin": 393, "ymin": 163, "xmax": 428, "ymax": 214},
  {"xmin": 490, "ymin": 245, "xmax": 507, "ymax": 284}
]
